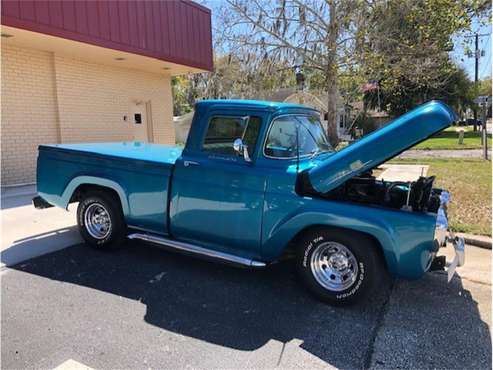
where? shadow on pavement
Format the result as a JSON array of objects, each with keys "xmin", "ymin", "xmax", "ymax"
[{"xmin": 5, "ymin": 238, "xmax": 491, "ymax": 369}]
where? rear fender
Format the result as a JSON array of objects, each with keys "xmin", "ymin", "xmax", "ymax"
[{"xmin": 39, "ymin": 176, "xmax": 129, "ymax": 216}]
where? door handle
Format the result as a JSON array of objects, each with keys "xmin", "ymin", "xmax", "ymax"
[{"xmin": 184, "ymin": 160, "xmax": 200, "ymax": 167}]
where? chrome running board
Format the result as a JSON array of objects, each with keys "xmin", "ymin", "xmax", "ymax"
[{"xmin": 127, "ymin": 232, "xmax": 266, "ymax": 268}]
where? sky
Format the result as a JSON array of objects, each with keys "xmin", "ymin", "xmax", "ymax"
[{"xmin": 451, "ymin": 18, "xmax": 492, "ymax": 81}]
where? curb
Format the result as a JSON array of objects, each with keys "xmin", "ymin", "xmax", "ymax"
[
  {"xmin": 457, "ymin": 233, "xmax": 492, "ymax": 249},
  {"xmin": 1, "ymin": 184, "xmax": 36, "ymax": 199}
]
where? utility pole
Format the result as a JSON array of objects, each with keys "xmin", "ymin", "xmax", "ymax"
[
  {"xmin": 466, "ymin": 33, "xmax": 489, "ymax": 131},
  {"xmin": 482, "ymin": 101, "xmax": 488, "ymax": 160},
  {"xmin": 474, "ymin": 34, "xmax": 479, "ymax": 132},
  {"xmin": 474, "ymin": 95, "xmax": 491, "ymax": 160}
]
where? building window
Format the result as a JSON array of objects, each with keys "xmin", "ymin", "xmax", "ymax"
[{"xmin": 134, "ymin": 113, "xmax": 142, "ymax": 124}]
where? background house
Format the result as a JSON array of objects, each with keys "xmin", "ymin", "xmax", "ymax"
[
  {"xmin": 350, "ymin": 101, "xmax": 392, "ymax": 127},
  {"xmin": 1, "ymin": 0, "xmax": 213, "ymax": 185}
]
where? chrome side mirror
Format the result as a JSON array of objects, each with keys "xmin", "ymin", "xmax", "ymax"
[{"xmin": 233, "ymin": 138, "xmax": 251, "ymax": 162}]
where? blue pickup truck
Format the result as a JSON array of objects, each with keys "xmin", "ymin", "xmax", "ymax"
[{"xmin": 34, "ymin": 99, "xmax": 465, "ymax": 305}]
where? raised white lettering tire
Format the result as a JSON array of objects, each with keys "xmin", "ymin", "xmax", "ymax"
[
  {"xmin": 77, "ymin": 190, "xmax": 126, "ymax": 249},
  {"xmin": 296, "ymin": 227, "xmax": 382, "ymax": 305}
]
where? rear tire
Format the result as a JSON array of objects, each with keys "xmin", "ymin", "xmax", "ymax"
[
  {"xmin": 296, "ymin": 227, "xmax": 382, "ymax": 305},
  {"xmin": 77, "ymin": 190, "xmax": 126, "ymax": 249}
]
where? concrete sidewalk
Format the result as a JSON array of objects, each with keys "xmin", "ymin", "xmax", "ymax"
[
  {"xmin": 377, "ymin": 164, "xmax": 428, "ymax": 181},
  {"xmin": 1, "ymin": 184, "xmax": 81, "ymax": 268},
  {"xmin": 398, "ymin": 149, "xmax": 492, "ymax": 159}
]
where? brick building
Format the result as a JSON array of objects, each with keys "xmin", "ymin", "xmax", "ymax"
[{"xmin": 1, "ymin": 0, "xmax": 212, "ymax": 185}]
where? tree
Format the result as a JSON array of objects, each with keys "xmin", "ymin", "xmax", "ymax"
[
  {"xmin": 478, "ymin": 77, "xmax": 492, "ymax": 97},
  {"xmin": 220, "ymin": 0, "xmax": 368, "ymax": 145},
  {"xmin": 358, "ymin": 0, "xmax": 490, "ymax": 115},
  {"xmin": 364, "ymin": 66, "xmax": 475, "ymax": 117},
  {"xmin": 172, "ymin": 53, "xmax": 297, "ymax": 114},
  {"xmin": 172, "ymin": 76, "xmax": 193, "ymax": 116}
]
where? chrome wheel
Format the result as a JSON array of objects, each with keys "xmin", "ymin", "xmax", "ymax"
[
  {"xmin": 84, "ymin": 203, "xmax": 112, "ymax": 239},
  {"xmin": 310, "ymin": 242, "xmax": 359, "ymax": 292}
]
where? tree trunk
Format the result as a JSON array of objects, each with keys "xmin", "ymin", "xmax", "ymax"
[
  {"xmin": 326, "ymin": 0, "xmax": 339, "ymax": 146},
  {"xmin": 326, "ymin": 73, "xmax": 339, "ymax": 146}
]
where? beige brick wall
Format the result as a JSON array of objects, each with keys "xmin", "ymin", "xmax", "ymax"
[
  {"xmin": 1, "ymin": 44, "xmax": 175, "ymax": 185},
  {"xmin": 1, "ymin": 44, "xmax": 60, "ymax": 185},
  {"xmin": 54, "ymin": 55, "xmax": 174, "ymax": 144}
]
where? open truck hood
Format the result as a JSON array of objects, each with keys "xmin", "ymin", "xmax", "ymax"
[{"xmin": 306, "ymin": 101, "xmax": 458, "ymax": 194}]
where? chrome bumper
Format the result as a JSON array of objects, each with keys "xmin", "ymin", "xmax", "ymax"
[
  {"xmin": 434, "ymin": 191, "xmax": 465, "ymax": 282},
  {"xmin": 446, "ymin": 233, "xmax": 465, "ymax": 282}
]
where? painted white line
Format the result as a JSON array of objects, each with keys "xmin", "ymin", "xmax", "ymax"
[{"xmin": 53, "ymin": 359, "xmax": 93, "ymax": 370}]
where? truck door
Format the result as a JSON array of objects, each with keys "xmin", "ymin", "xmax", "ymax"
[{"xmin": 169, "ymin": 113, "xmax": 265, "ymax": 259}]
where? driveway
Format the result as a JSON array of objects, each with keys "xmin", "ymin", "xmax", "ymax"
[
  {"xmin": 1, "ymin": 238, "xmax": 491, "ymax": 369},
  {"xmin": 399, "ymin": 149, "xmax": 492, "ymax": 159},
  {"xmin": 1, "ymin": 185, "xmax": 81, "ymax": 268}
]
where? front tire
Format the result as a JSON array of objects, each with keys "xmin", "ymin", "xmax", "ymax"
[
  {"xmin": 296, "ymin": 228, "xmax": 382, "ymax": 305},
  {"xmin": 77, "ymin": 191, "xmax": 126, "ymax": 249}
]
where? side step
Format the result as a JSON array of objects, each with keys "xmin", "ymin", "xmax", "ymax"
[{"xmin": 127, "ymin": 232, "xmax": 267, "ymax": 268}]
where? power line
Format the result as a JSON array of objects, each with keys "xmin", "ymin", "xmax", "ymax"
[{"xmin": 463, "ymin": 33, "xmax": 490, "ymax": 38}]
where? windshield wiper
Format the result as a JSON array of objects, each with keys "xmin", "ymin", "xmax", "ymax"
[
  {"xmin": 309, "ymin": 149, "xmax": 322, "ymax": 159},
  {"xmin": 309, "ymin": 148, "xmax": 332, "ymax": 159}
]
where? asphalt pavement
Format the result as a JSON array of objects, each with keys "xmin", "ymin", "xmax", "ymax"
[{"xmin": 1, "ymin": 240, "xmax": 491, "ymax": 369}]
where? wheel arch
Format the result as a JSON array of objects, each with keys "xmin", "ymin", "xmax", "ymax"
[
  {"xmin": 262, "ymin": 211, "xmax": 400, "ymax": 275},
  {"xmin": 61, "ymin": 176, "xmax": 129, "ymax": 216},
  {"xmin": 283, "ymin": 224, "xmax": 390, "ymax": 271}
]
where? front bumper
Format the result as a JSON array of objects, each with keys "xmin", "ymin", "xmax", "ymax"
[
  {"xmin": 446, "ymin": 233, "xmax": 465, "ymax": 282},
  {"xmin": 433, "ymin": 191, "xmax": 465, "ymax": 282}
]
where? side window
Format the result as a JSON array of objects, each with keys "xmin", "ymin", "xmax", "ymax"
[
  {"xmin": 202, "ymin": 116, "xmax": 261, "ymax": 157},
  {"xmin": 264, "ymin": 116, "xmax": 318, "ymax": 158}
]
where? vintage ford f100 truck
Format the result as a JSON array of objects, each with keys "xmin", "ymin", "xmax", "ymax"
[{"xmin": 34, "ymin": 99, "xmax": 465, "ymax": 305}]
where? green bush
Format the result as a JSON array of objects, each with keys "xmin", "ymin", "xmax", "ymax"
[{"xmin": 354, "ymin": 114, "xmax": 378, "ymax": 135}]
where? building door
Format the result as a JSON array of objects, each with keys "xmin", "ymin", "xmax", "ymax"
[{"xmin": 131, "ymin": 103, "xmax": 149, "ymax": 142}]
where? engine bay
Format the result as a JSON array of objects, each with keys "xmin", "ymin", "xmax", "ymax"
[{"xmin": 316, "ymin": 170, "xmax": 442, "ymax": 213}]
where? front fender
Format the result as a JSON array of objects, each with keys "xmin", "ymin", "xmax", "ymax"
[{"xmin": 262, "ymin": 199, "xmax": 436, "ymax": 279}]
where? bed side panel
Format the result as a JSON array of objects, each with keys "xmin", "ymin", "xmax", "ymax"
[{"xmin": 37, "ymin": 146, "xmax": 170, "ymax": 235}]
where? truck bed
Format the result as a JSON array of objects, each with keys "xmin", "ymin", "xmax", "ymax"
[
  {"xmin": 44, "ymin": 142, "xmax": 183, "ymax": 165},
  {"xmin": 37, "ymin": 142, "xmax": 183, "ymax": 235}
]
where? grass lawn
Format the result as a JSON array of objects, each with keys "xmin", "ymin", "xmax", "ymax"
[
  {"xmin": 414, "ymin": 126, "xmax": 491, "ymax": 150},
  {"xmin": 389, "ymin": 158, "xmax": 492, "ymax": 236}
]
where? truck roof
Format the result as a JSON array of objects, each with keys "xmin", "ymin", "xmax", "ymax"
[{"xmin": 196, "ymin": 99, "xmax": 318, "ymax": 112}]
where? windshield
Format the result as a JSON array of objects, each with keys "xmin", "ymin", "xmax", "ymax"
[
  {"xmin": 296, "ymin": 115, "xmax": 333, "ymax": 153},
  {"xmin": 264, "ymin": 114, "xmax": 333, "ymax": 159}
]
